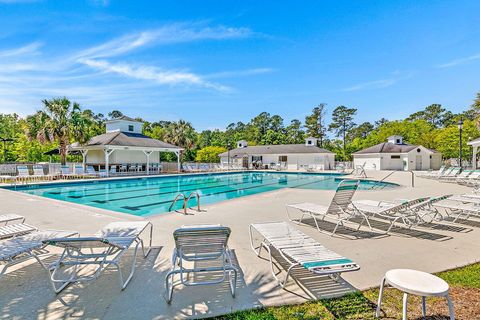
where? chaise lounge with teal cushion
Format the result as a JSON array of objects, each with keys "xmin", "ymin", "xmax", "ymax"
[{"xmin": 249, "ymin": 221, "xmax": 359, "ymax": 292}]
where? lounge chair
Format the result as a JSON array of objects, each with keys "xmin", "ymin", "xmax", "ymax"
[
  {"xmin": 44, "ymin": 221, "xmax": 153, "ymax": 293},
  {"xmin": 352, "ymin": 197, "xmax": 430, "ymax": 233},
  {"xmin": 459, "ymin": 170, "xmax": 480, "ymax": 186},
  {"xmin": 442, "ymin": 169, "xmax": 471, "ymax": 183},
  {"xmin": 16, "ymin": 165, "xmax": 33, "ymax": 182},
  {"xmin": 249, "ymin": 222, "xmax": 359, "ymax": 291},
  {"xmin": 32, "ymin": 165, "xmax": 51, "ymax": 181},
  {"xmin": 0, "ymin": 214, "xmax": 25, "ymax": 225},
  {"xmin": 418, "ymin": 166, "xmax": 446, "ymax": 178},
  {"xmin": 0, "ymin": 230, "xmax": 78, "ymax": 280},
  {"xmin": 165, "ymin": 224, "xmax": 238, "ymax": 303},
  {"xmin": 60, "ymin": 165, "xmax": 78, "ymax": 179},
  {"xmin": 438, "ymin": 167, "xmax": 461, "ymax": 180},
  {"xmin": 0, "ymin": 220, "xmax": 37, "ymax": 239},
  {"xmin": 86, "ymin": 166, "xmax": 107, "ymax": 178},
  {"xmin": 434, "ymin": 195, "xmax": 480, "ymax": 222},
  {"xmin": 286, "ymin": 180, "xmax": 372, "ymax": 235}
]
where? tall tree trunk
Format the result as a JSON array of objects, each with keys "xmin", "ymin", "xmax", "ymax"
[{"xmin": 59, "ymin": 137, "xmax": 68, "ymax": 165}]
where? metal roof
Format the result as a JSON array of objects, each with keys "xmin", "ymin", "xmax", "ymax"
[
  {"xmin": 353, "ymin": 142, "xmax": 439, "ymax": 154},
  {"xmin": 104, "ymin": 116, "xmax": 141, "ymax": 123},
  {"xmin": 219, "ymin": 144, "xmax": 334, "ymax": 157},
  {"xmin": 74, "ymin": 131, "xmax": 181, "ymax": 150}
]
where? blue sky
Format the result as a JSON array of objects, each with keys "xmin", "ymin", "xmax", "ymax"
[{"xmin": 0, "ymin": 1, "xmax": 479, "ymax": 130}]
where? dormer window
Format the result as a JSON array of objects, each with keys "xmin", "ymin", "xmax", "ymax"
[{"xmin": 128, "ymin": 125, "xmax": 134, "ymax": 132}]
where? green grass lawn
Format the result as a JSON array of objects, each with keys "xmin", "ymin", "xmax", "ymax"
[{"xmin": 210, "ymin": 263, "xmax": 480, "ymax": 320}]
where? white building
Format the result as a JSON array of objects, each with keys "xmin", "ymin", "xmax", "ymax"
[
  {"xmin": 352, "ymin": 135, "xmax": 442, "ymax": 171},
  {"xmin": 219, "ymin": 138, "xmax": 335, "ymax": 170},
  {"xmin": 71, "ymin": 116, "xmax": 182, "ymax": 176}
]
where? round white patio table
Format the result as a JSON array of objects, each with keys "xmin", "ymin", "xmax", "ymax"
[{"xmin": 375, "ymin": 269, "xmax": 455, "ymax": 320}]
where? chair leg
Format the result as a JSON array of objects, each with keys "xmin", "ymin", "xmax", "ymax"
[
  {"xmin": 446, "ymin": 294, "xmax": 455, "ymax": 320},
  {"xmin": 422, "ymin": 296, "xmax": 427, "ymax": 317},
  {"xmin": 402, "ymin": 293, "xmax": 408, "ymax": 320},
  {"xmin": 375, "ymin": 277, "xmax": 386, "ymax": 317}
]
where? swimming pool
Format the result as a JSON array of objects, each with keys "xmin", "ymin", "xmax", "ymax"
[{"xmin": 6, "ymin": 172, "xmax": 397, "ymax": 216}]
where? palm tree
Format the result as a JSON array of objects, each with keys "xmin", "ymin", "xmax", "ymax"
[
  {"xmin": 163, "ymin": 120, "xmax": 197, "ymax": 162},
  {"xmin": 26, "ymin": 97, "xmax": 91, "ymax": 165}
]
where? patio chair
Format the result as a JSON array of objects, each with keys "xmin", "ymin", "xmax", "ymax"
[
  {"xmin": 16, "ymin": 165, "xmax": 32, "ymax": 182},
  {"xmin": 418, "ymin": 165, "xmax": 445, "ymax": 178},
  {"xmin": 286, "ymin": 180, "xmax": 372, "ymax": 235},
  {"xmin": 459, "ymin": 170, "xmax": 480, "ymax": 186},
  {"xmin": 441, "ymin": 169, "xmax": 471, "ymax": 182},
  {"xmin": 0, "ymin": 218, "xmax": 37, "ymax": 239},
  {"xmin": 433, "ymin": 195, "xmax": 480, "ymax": 222},
  {"xmin": 0, "ymin": 214, "xmax": 25, "ymax": 225},
  {"xmin": 120, "ymin": 164, "xmax": 128, "ymax": 173},
  {"xmin": 109, "ymin": 165, "xmax": 117, "ymax": 175},
  {"xmin": 352, "ymin": 197, "xmax": 429, "ymax": 233},
  {"xmin": 60, "ymin": 165, "xmax": 77, "ymax": 179},
  {"xmin": 249, "ymin": 222, "xmax": 359, "ymax": 291},
  {"xmin": 32, "ymin": 165, "xmax": 51, "ymax": 181},
  {"xmin": 165, "ymin": 224, "xmax": 238, "ymax": 303},
  {"xmin": 438, "ymin": 167, "xmax": 461, "ymax": 180},
  {"xmin": 0, "ymin": 229, "xmax": 78, "ymax": 280},
  {"xmin": 44, "ymin": 221, "xmax": 153, "ymax": 293},
  {"xmin": 86, "ymin": 165, "xmax": 107, "ymax": 178}
]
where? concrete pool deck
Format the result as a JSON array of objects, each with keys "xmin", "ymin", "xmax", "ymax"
[{"xmin": 0, "ymin": 170, "xmax": 479, "ymax": 319}]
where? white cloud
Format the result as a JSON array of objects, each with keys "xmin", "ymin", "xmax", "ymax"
[
  {"xmin": 80, "ymin": 59, "xmax": 230, "ymax": 91},
  {"xmin": 343, "ymin": 71, "xmax": 413, "ymax": 92},
  {"xmin": 436, "ymin": 53, "xmax": 480, "ymax": 68},
  {"xmin": 343, "ymin": 79, "xmax": 396, "ymax": 91},
  {"xmin": 206, "ymin": 68, "xmax": 275, "ymax": 79},
  {"xmin": 74, "ymin": 24, "xmax": 252, "ymax": 60},
  {"xmin": 0, "ymin": 41, "xmax": 42, "ymax": 58}
]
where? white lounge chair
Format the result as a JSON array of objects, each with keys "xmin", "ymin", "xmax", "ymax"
[
  {"xmin": 442, "ymin": 169, "xmax": 471, "ymax": 183},
  {"xmin": 0, "ymin": 220, "xmax": 37, "ymax": 239},
  {"xmin": 86, "ymin": 166, "xmax": 107, "ymax": 178},
  {"xmin": 434, "ymin": 196, "xmax": 480, "ymax": 222},
  {"xmin": 352, "ymin": 197, "xmax": 430, "ymax": 233},
  {"xmin": 0, "ymin": 214, "xmax": 25, "ymax": 225},
  {"xmin": 418, "ymin": 166, "xmax": 446, "ymax": 178},
  {"xmin": 0, "ymin": 229, "xmax": 78, "ymax": 280},
  {"xmin": 249, "ymin": 222, "xmax": 359, "ymax": 292},
  {"xmin": 459, "ymin": 170, "xmax": 480, "ymax": 186},
  {"xmin": 32, "ymin": 165, "xmax": 52, "ymax": 181},
  {"xmin": 165, "ymin": 224, "xmax": 238, "ymax": 303},
  {"xmin": 44, "ymin": 221, "xmax": 153, "ymax": 293},
  {"xmin": 286, "ymin": 180, "xmax": 371, "ymax": 235},
  {"xmin": 15, "ymin": 165, "xmax": 33, "ymax": 182}
]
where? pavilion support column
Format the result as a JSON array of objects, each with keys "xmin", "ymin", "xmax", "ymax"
[
  {"xmin": 80, "ymin": 149, "xmax": 89, "ymax": 170},
  {"xmin": 104, "ymin": 148, "xmax": 114, "ymax": 177},
  {"xmin": 143, "ymin": 150, "xmax": 152, "ymax": 175},
  {"xmin": 473, "ymin": 146, "xmax": 478, "ymax": 169},
  {"xmin": 176, "ymin": 150, "xmax": 181, "ymax": 173}
]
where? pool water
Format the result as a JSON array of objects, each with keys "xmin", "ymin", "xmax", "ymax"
[{"xmin": 7, "ymin": 172, "xmax": 397, "ymax": 216}]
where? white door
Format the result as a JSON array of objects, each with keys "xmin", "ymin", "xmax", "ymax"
[{"xmin": 415, "ymin": 155, "xmax": 422, "ymax": 170}]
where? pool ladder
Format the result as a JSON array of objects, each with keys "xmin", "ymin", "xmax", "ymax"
[{"xmin": 169, "ymin": 192, "xmax": 202, "ymax": 214}]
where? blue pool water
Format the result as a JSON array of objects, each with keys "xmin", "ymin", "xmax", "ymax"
[{"xmin": 6, "ymin": 172, "xmax": 397, "ymax": 216}]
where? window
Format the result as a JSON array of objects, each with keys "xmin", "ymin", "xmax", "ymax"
[
  {"xmin": 128, "ymin": 125, "xmax": 134, "ymax": 132},
  {"xmin": 307, "ymin": 140, "xmax": 312, "ymax": 145},
  {"xmin": 391, "ymin": 155, "xmax": 401, "ymax": 159},
  {"xmin": 417, "ymin": 148, "xmax": 421, "ymax": 153},
  {"xmin": 396, "ymin": 139, "xmax": 400, "ymax": 144},
  {"xmin": 251, "ymin": 156, "xmax": 263, "ymax": 162},
  {"xmin": 279, "ymin": 156, "xmax": 287, "ymax": 162}
]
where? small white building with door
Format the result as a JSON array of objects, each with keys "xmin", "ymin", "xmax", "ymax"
[
  {"xmin": 352, "ymin": 135, "xmax": 442, "ymax": 171},
  {"xmin": 218, "ymin": 138, "xmax": 335, "ymax": 170}
]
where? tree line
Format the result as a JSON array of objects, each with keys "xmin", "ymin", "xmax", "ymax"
[{"xmin": 0, "ymin": 92, "xmax": 479, "ymax": 164}]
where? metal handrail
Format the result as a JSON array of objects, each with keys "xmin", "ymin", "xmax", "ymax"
[
  {"xmin": 184, "ymin": 192, "xmax": 201, "ymax": 213},
  {"xmin": 169, "ymin": 193, "xmax": 186, "ymax": 213}
]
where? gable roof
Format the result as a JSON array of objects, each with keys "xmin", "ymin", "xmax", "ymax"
[
  {"xmin": 219, "ymin": 144, "xmax": 334, "ymax": 157},
  {"xmin": 105, "ymin": 116, "xmax": 140, "ymax": 123},
  {"xmin": 78, "ymin": 131, "xmax": 180, "ymax": 149},
  {"xmin": 353, "ymin": 142, "xmax": 439, "ymax": 155}
]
